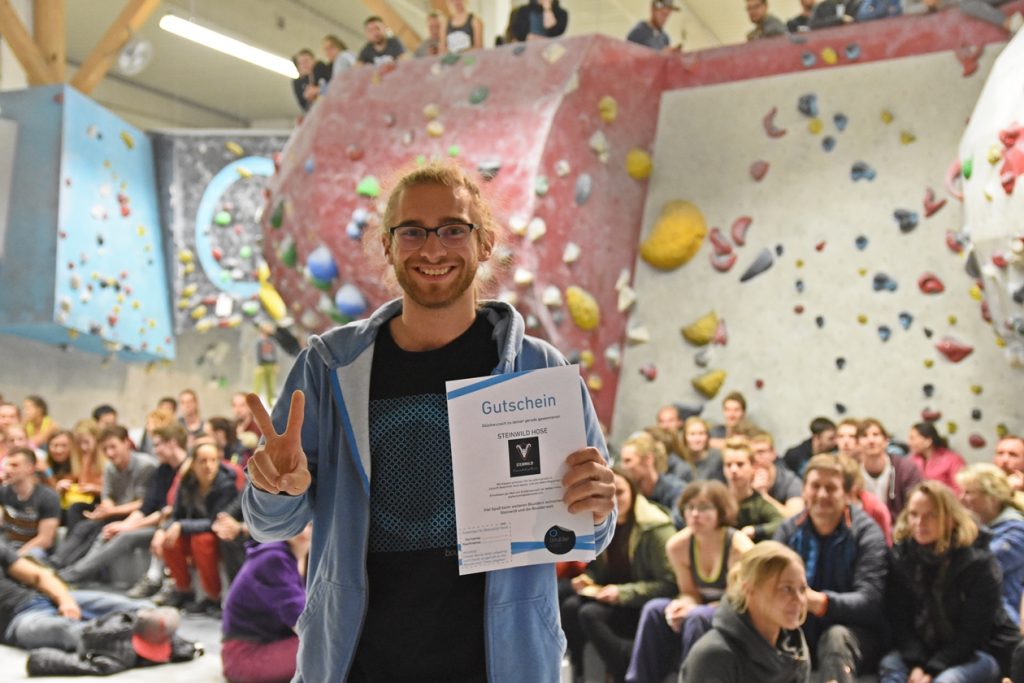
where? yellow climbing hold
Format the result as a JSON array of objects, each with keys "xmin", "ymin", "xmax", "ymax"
[
  {"xmin": 969, "ymin": 284, "xmax": 982, "ymax": 301},
  {"xmin": 924, "ymin": 358, "xmax": 934, "ymax": 368},
  {"xmin": 579, "ymin": 349, "xmax": 595, "ymax": 368},
  {"xmin": 881, "ymin": 110, "xmax": 894, "ymax": 124},
  {"xmin": 191, "ymin": 305, "xmax": 208, "ymax": 320},
  {"xmin": 586, "ymin": 374, "xmax": 603, "ymax": 391},
  {"xmin": 566, "ymin": 285, "xmax": 600, "ymax": 331},
  {"xmin": 808, "ymin": 118, "xmax": 824, "ymax": 135},
  {"xmin": 640, "ymin": 200, "xmax": 707, "ymax": 271},
  {"xmin": 236, "ymin": 166, "xmax": 253, "ymax": 179},
  {"xmin": 598, "ymin": 95, "xmax": 618, "ymax": 124},
  {"xmin": 948, "ymin": 315, "xmax": 958, "ymax": 325},
  {"xmin": 426, "ymin": 120, "xmax": 444, "ymax": 137},
  {"xmin": 997, "ymin": 423, "xmax": 1009, "ymax": 438},
  {"xmin": 626, "ymin": 149, "xmax": 652, "ymax": 180},
  {"xmin": 857, "ymin": 314, "xmax": 868, "ymax": 325},
  {"xmin": 947, "ymin": 421, "xmax": 958, "ymax": 435},
  {"xmin": 988, "ymin": 145, "xmax": 1003, "ymax": 165},
  {"xmin": 900, "ymin": 131, "xmax": 916, "ymax": 145},
  {"xmin": 681, "ymin": 311, "xmax": 718, "ymax": 346},
  {"xmin": 970, "ymin": 384, "xmax": 983, "ymax": 395},
  {"xmin": 692, "ymin": 369, "xmax": 726, "ymax": 399},
  {"xmin": 120, "ymin": 131, "xmax": 134, "ymax": 149},
  {"xmin": 225, "ymin": 141, "xmax": 244, "ymax": 156},
  {"xmin": 796, "ymin": 259, "xmax": 805, "ymax": 269}
]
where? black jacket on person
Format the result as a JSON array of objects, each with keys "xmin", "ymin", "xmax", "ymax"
[
  {"xmin": 292, "ymin": 61, "xmax": 332, "ymax": 112},
  {"xmin": 171, "ymin": 464, "xmax": 239, "ymax": 535},
  {"xmin": 887, "ymin": 530, "xmax": 1021, "ymax": 677},
  {"xmin": 681, "ymin": 599, "xmax": 810, "ymax": 683},
  {"xmin": 510, "ymin": 1, "xmax": 568, "ymax": 41}
]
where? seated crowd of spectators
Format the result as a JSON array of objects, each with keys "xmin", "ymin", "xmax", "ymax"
[
  {"xmin": 0, "ymin": 391, "xmax": 307, "ymax": 683},
  {"xmin": 557, "ymin": 391, "xmax": 1024, "ymax": 682}
]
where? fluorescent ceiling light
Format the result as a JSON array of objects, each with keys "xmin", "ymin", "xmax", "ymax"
[{"xmin": 159, "ymin": 14, "xmax": 299, "ymax": 79}]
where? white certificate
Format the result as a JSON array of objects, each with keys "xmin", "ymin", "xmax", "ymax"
[{"xmin": 446, "ymin": 364, "xmax": 598, "ymax": 575}]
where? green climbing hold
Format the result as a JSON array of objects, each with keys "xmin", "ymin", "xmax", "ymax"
[
  {"xmin": 356, "ymin": 176, "xmax": 380, "ymax": 198},
  {"xmin": 441, "ymin": 53, "xmax": 460, "ymax": 66},
  {"xmin": 310, "ymin": 276, "xmax": 333, "ymax": 292},
  {"xmin": 240, "ymin": 245, "xmax": 253, "ymax": 259},
  {"xmin": 270, "ymin": 201, "xmax": 284, "ymax": 229},
  {"xmin": 416, "ymin": 155, "xmax": 426, "ymax": 166},
  {"xmin": 469, "ymin": 86, "xmax": 489, "ymax": 105},
  {"xmin": 462, "ymin": 56, "xmax": 476, "ymax": 67},
  {"xmin": 214, "ymin": 211, "xmax": 231, "ymax": 226},
  {"xmin": 963, "ymin": 157, "xmax": 973, "ymax": 180},
  {"xmin": 448, "ymin": 145, "xmax": 460, "ymax": 158},
  {"xmin": 279, "ymin": 237, "xmax": 297, "ymax": 268},
  {"xmin": 241, "ymin": 300, "xmax": 260, "ymax": 317}
]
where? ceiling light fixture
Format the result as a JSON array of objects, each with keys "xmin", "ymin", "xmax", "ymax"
[{"xmin": 158, "ymin": 14, "xmax": 298, "ymax": 79}]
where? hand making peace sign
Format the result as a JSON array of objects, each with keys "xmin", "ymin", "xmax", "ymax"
[{"xmin": 246, "ymin": 390, "xmax": 311, "ymax": 496}]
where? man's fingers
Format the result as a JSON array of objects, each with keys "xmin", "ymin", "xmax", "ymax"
[
  {"xmin": 248, "ymin": 451, "xmax": 282, "ymax": 494},
  {"xmin": 283, "ymin": 390, "xmax": 305, "ymax": 442},
  {"xmin": 246, "ymin": 393, "xmax": 278, "ymax": 440},
  {"xmin": 281, "ymin": 466, "xmax": 312, "ymax": 497}
]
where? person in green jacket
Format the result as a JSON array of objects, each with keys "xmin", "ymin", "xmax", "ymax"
[
  {"xmin": 561, "ymin": 468, "xmax": 676, "ymax": 682},
  {"xmin": 724, "ymin": 438, "xmax": 784, "ymax": 541}
]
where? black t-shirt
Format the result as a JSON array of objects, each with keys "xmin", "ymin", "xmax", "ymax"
[
  {"xmin": 0, "ymin": 542, "xmax": 37, "ymax": 638},
  {"xmin": 350, "ymin": 312, "xmax": 497, "ymax": 682},
  {"xmin": 141, "ymin": 462, "xmax": 181, "ymax": 516},
  {"xmin": 0, "ymin": 484, "xmax": 60, "ymax": 547},
  {"xmin": 357, "ymin": 37, "xmax": 406, "ymax": 65}
]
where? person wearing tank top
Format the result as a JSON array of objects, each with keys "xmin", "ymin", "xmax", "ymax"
[
  {"xmin": 440, "ymin": 0, "xmax": 483, "ymax": 54},
  {"xmin": 625, "ymin": 481, "xmax": 753, "ymax": 683}
]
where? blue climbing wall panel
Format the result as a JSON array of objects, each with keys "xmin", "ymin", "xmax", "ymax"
[{"xmin": 0, "ymin": 85, "xmax": 175, "ymax": 362}]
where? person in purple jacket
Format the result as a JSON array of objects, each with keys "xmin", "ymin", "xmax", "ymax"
[{"xmin": 221, "ymin": 524, "xmax": 311, "ymax": 683}]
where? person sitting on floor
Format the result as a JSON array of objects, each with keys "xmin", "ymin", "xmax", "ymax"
[
  {"xmin": 151, "ymin": 438, "xmax": 239, "ymax": 614},
  {"xmin": 561, "ymin": 469, "xmax": 676, "ymax": 682},
  {"xmin": 626, "ymin": 480, "xmax": 753, "ymax": 682},
  {"xmin": 0, "ymin": 447, "xmax": 60, "ymax": 560},
  {"xmin": 221, "ymin": 524, "xmax": 311, "ymax": 683}
]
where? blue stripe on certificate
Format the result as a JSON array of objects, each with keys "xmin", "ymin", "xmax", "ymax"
[{"xmin": 446, "ymin": 369, "xmax": 536, "ymax": 400}]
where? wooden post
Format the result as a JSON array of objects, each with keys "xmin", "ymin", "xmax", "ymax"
[
  {"xmin": 430, "ymin": 0, "xmax": 448, "ymax": 15},
  {"xmin": 0, "ymin": 0, "xmax": 57, "ymax": 84},
  {"xmin": 69, "ymin": 0, "xmax": 161, "ymax": 94},
  {"xmin": 33, "ymin": 0, "xmax": 64, "ymax": 81},
  {"xmin": 359, "ymin": 0, "xmax": 422, "ymax": 52}
]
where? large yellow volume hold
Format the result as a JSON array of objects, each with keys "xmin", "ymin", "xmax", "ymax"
[
  {"xmin": 566, "ymin": 285, "xmax": 600, "ymax": 331},
  {"xmin": 640, "ymin": 201, "xmax": 707, "ymax": 270},
  {"xmin": 681, "ymin": 311, "xmax": 718, "ymax": 346},
  {"xmin": 692, "ymin": 369, "xmax": 726, "ymax": 398}
]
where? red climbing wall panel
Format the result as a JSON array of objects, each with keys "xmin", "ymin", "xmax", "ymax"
[{"xmin": 264, "ymin": 35, "xmax": 667, "ymax": 426}]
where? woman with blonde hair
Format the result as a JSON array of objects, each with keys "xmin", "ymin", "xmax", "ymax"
[
  {"xmin": 957, "ymin": 463, "xmax": 1024, "ymax": 628},
  {"xmin": 881, "ymin": 482, "xmax": 1020, "ymax": 682},
  {"xmin": 680, "ymin": 540, "xmax": 810, "ymax": 682},
  {"xmin": 63, "ymin": 420, "xmax": 105, "ymax": 530},
  {"xmin": 680, "ymin": 417, "xmax": 725, "ymax": 482}
]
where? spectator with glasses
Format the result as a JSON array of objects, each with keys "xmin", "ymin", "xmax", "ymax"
[{"xmin": 626, "ymin": 480, "xmax": 753, "ymax": 682}]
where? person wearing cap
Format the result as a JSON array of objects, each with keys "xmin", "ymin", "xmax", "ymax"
[
  {"xmin": 0, "ymin": 541, "xmax": 148, "ymax": 652},
  {"xmin": 627, "ymin": 1, "xmax": 682, "ymax": 52}
]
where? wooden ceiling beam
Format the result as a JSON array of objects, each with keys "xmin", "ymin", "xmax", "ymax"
[
  {"xmin": 69, "ymin": 0, "xmax": 161, "ymax": 94},
  {"xmin": 0, "ymin": 0, "xmax": 58, "ymax": 84},
  {"xmin": 33, "ymin": 0, "xmax": 65, "ymax": 81},
  {"xmin": 359, "ymin": 0, "xmax": 422, "ymax": 52}
]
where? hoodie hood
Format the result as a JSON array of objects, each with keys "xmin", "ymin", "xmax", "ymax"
[
  {"xmin": 714, "ymin": 600, "xmax": 810, "ymax": 683},
  {"xmin": 309, "ymin": 298, "xmax": 526, "ymax": 372}
]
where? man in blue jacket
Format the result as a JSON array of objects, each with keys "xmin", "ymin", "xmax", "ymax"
[
  {"xmin": 241, "ymin": 162, "xmax": 616, "ymax": 682},
  {"xmin": 774, "ymin": 454, "xmax": 888, "ymax": 683}
]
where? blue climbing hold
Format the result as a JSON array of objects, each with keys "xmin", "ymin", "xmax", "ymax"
[
  {"xmin": 844, "ymin": 44, "xmax": 861, "ymax": 61},
  {"xmin": 335, "ymin": 283, "xmax": 367, "ymax": 318},
  {"xmin": 872, "ymin": 273, "xmax": 898, "ymax": 292},
  {"xmin": 801, "ymin": 52, "xmax": 816, "ymax": 68},
  {"xmin": 307, "ymin": 245, "xmax": 338, "ymax": 282},
  {"xmin": 851, "ymin": 161, "xmax": 876, "ymax": 181},
  {"xmin": 740, "ymin": 248, "xmax": 775, "ymax": 283},
  {"xmin": 878, "ymin": 325, "xmax": 892, "ymax": 342},
  {"xmin": 815, "ymin": 316, "xmax": 825, "ymax": 328},
  {"xmin": 795, "ymin": 279, "xmax": 805, "ymax": 293},
  {"xmin": 894, "ymin": 209, "xmax": 919, "ymax": 233},
  {"xmin": 834, "ymin": 113, "xmax": 848, "ymax": 131},
  {"xmin": 898, "ymin": 311, "xmax": 914, "ymax": 330},
  {"xmin": 855, "ymin": 235, "xmax": 869, "ymax": 250},
  {"xmin": 822, "ymin": 136, "xmax": 836, "ymax": 152},
  {"xmin": 797, "ymin": 94, "xmax": 818, "ymax": 117}
]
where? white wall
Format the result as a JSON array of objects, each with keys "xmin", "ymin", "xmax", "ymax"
[{"xmin": 612, "ymin": 47, "xmax": 1024, "ymax": 457}]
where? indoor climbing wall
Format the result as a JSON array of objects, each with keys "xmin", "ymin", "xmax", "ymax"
[
  {"xmin": 152, "ymin": 131, "xmax": 289, "ymax": 335},
  {"xmin": 951, "ymin": 31, "xmax": 1024, "ymax": 367},
  {"xmin": 0, "ymin": 85, "xmax": 175, "ymax": 362},
  {"xmin": 265, "ymin": 35, "xmax": 667, "ymax": 425},
  {"xmin": 614, "ymin": 47, "xmax": 1024, "ymax": 455}
]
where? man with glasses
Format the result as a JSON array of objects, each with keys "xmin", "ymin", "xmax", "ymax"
[{"xmin": 241, "ymin": 163, "xmax": 616, "ymax": 682}]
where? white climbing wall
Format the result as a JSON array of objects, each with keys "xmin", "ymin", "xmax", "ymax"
[{"xmin": 613, "ymin": 47, "xmax": 1024, "ymax": 457}]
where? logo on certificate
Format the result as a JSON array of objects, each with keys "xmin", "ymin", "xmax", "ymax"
[{"xmin": 508, "ymin": 436, "xmax": 541, "ymax": 477}]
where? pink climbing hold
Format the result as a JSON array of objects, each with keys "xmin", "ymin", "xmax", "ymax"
[
  {"xmin": 918, "ymin": 273, "xmax": 945, "ymax": 294},
  {"xmin": 968, "ymin": 433, "xmax": 987, "ymax": 449},
  {"xmin": 709, "ymin": 227, "xmax": 733, "ymax": 255},
  {"xmin": 750, "ymin": 160, "xmax": 770, "ymax": 181},
  {"xmin": 710, "ymin": 251, "xmax": 737, "ymax": 272},
  {"xmin": 935, "ymin": 336, "xmax": 973, "ymax": 363},
  {"xmin": 921, "ymin": 408, "xmax": 942, "ymax": 422},
  {"xmin": 731, "ymin": 216, "xmax": 752, "ymax": 246},
  {"xmin": 998, "ymin": 123, "xmax": 1024, "ymax": 195},
  {"xmin": 713, "ymin": 319, "xmax": 728, "ymax": 346},
  {"xmin": 923, "ymin": 187, "xmax": 946, "ymax": 217},
  {"xmin": 954, "ymin": 43, "xmax": 983, "ymax": 77},
  {"xmin": 639, "ymin": 363, "xmax": 657, "ymax": 381},
  {"xmin": 762, "ymin": 107, "xmax": 787, "ymax": 138}
]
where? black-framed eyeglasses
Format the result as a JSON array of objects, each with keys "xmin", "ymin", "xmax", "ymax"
[{"xmin": 387, "ymin": 222, "xmax": 475, "ymax": 249}]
